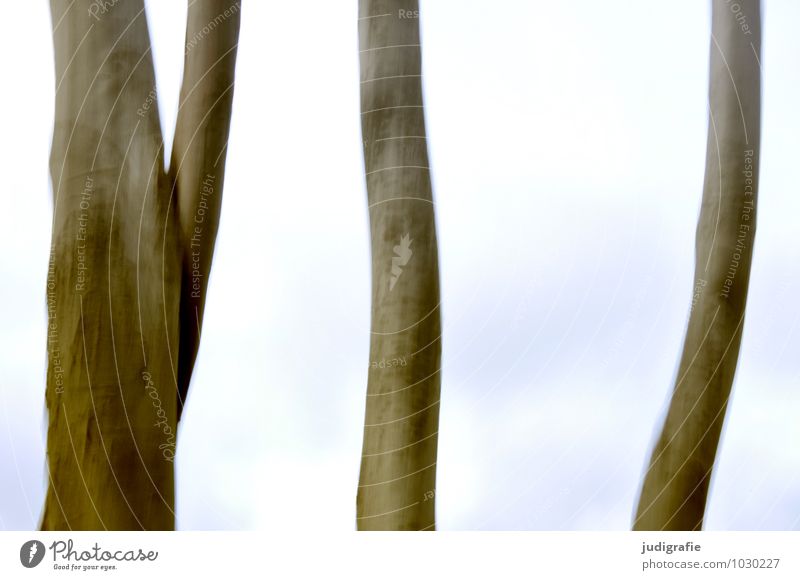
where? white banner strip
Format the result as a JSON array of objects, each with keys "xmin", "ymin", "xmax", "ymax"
[{"xmin": 1, "ymin": 532, "xmax": 798, "ymax": 579}]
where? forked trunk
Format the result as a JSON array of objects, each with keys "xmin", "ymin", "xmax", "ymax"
[{"xmin": 42, "ymin": 0, "xmax": 239, "ymax": 530}]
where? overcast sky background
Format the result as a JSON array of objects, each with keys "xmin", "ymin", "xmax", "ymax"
[{"xmin": 1, "ymin": 0, "xmax": 799, "ymax": 530}]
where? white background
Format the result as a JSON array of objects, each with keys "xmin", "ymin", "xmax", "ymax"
[{"xmin": 2, "ymin": 532, "xmax": 799, "ymax": 578}]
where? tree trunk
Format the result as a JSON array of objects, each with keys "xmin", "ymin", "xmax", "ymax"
[
  {"xmin": 42, "ymin": 0, "xmax": 239, "ymax": 530},
  {"xmin": 172, "ymin": 0, "xmax": 240, "ymax": 421},
  {"xmin": 634, "ymin": 0, "xmax": 761, "ymax": 531},
  {"xmin": 356, "ymin": 0, "xmax": 442, "ymax": 531}
]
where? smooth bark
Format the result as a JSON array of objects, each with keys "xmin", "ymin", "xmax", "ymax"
[
  {"xmin": 634, "ymin": 0, "xmax": 761, "ymax": 531},
  {"xmin": 356, "ymin": 0, "xmax": 442, "ymax": 531},
  {"xmin": 172, "ymin": 0, "xmax": 240, "ymax": 421},
  {"xmin": 42, "ymin": 0, "xmax": 239, "ymax": 530}
]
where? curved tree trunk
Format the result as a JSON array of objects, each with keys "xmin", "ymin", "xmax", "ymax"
[
  {"xmin": 172, "ymin": 0, "xmax": 241, "ymax": 421},
  {"xmin": 42, "ymin": 0, "xmax": 239, "ymax": 530},
  {"xmin": 634, "ymin": 0, "xmax": 761, "ymax": 531},
  {"xmin": 356, "ymin": 0, "xmax": 442, "ymax": 531}
]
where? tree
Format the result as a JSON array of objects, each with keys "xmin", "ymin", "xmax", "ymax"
[
  {"xmin": 356, "ymin": 0, "xmax": 443, "ymax": 531},
  {"xmin": 41, "ymin": 0, "xmax": 240, "ymax": 530},
  {"xmin": 634, "ymin": 0, "xmax": 761, "ymax": 531}
]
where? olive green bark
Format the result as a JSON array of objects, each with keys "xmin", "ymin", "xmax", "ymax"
[
  {"xmin": 42, "ymin": 0, "xmax": 239, "ymax": 530},
  {"xmin": 173, "ymin": 0, "xmax": 240, "ymax": 421},
  {"xmin": 634, "ymin": 0, "xmax": 761, "ymax": 531},
  {"xmin": 356, "ymin": 0, "xmax": 442, "ymax": 531}
]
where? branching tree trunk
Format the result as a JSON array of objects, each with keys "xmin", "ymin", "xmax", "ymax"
[
  {"xmin": 42, "ymin": 0, "xmax": 240, "ymax": 530},
  {"xmin": 356, "ymin": 0, "xmax": 442, "ymax": 531},
  {"xmin": 634, "ymin": 0, "xmax": 761, "ymax": 531},
  {"xmin": 173, "ymin": 0, "xmax": 241, "ymax": 422}
]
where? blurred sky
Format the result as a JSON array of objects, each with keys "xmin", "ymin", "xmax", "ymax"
[{"xmin": 1, "ymin": 0, "xmax": 799, "ymax": 530}]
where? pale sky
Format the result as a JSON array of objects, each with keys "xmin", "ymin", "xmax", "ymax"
[{"xmin": 1, "ymin": 0, "xmax": 799, "ymax": 530}]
